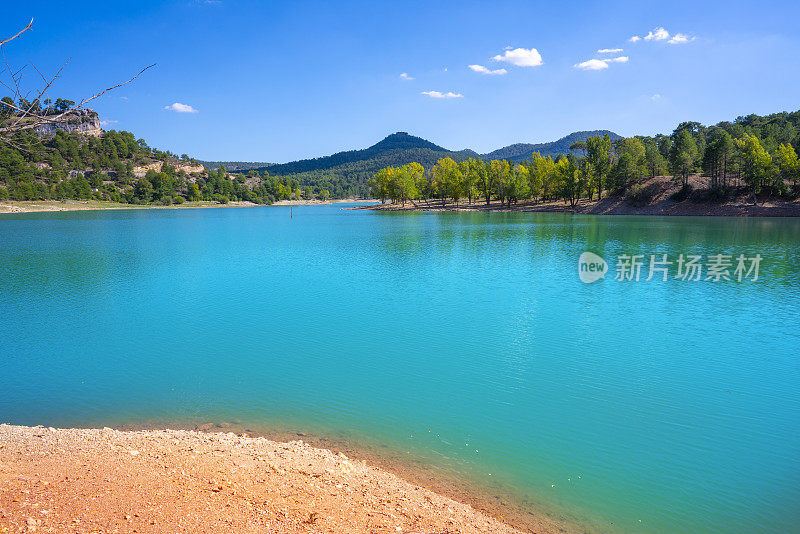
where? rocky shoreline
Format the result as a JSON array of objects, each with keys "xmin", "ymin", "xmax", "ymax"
[
  {"xmin": 353, "ymin": 175, "xmax": 800, "ymax": 217},
  {"xmin": 0, "ymin": 424, "xmax": 568, "ymax": 534}
]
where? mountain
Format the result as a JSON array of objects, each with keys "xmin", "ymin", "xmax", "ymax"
[
  {"xmin": 240, "ymin": 130, "xmax": 620, "ymax": 198},
  {"xmin": 250, "ymin": 132, "xmax": 477, "ymax": 197},
  {"xmin": 258, "ymin": 132, "xmax": 475, "ymax": 176},
  {"xmin": 482, "ymin": 130, "xmax": 622, "ymax": 162}
]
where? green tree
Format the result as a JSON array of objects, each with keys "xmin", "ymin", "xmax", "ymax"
[
  {"xmin": 432, "ymin": 157, "xmax": 462, "ymax": 206},
  {"xmin": 669, "ymin": 129, "xmax": 698, "ymax": 187},
  {"xmin": 475, "ymin": 159, "xmax": 494, "ymax": 204},
  {"xmin": 134, "ymin": 177, "xmax": 154, "ymax": 203},
  {"xmin": 735, "ymin": 133, "xmax": 773, "ymax": 204},
  {"xmin": 555, "ymin": 156, "xmax": 584, "ymax": 207},
  {"xmin": 504, "ymin": 164, "xmax": 529, "ymax": 205},
  {"xmin": 586, "ymin": 134, "xmax": 611, "ymax": 199},
  {"xmin": 459, "ymin": 159, "xmax": 482, "ymax": 204},
  {"xmin": 610, "ymin": 138, "xmax": 646, "ymax": 193},
  {"xmin": 775, "ymin": 143, "xmax": 800, "ymax": 192},
  {"xmin": 369, "ymin": 167, "xmax": 391, "ymax": 204},
  {"xmin": 527, "ymin": 152, "xmax": 557, "ymax": 201},
  {"xmin": 488, "ymin": 159, "xmax": 511, "ymax": 206}
]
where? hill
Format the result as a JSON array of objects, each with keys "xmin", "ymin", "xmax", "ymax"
[
  {"xmin": 482, "ymin": 130, "xmax": 622, "ymax": 162},
  {"xmin": 252, "ymin": 132, "xmax": 478, "ymax": 198},
  {"xmin": 259, "ymin": 132, "xmax": 475, "ymax": 175},
  {"xmin": 245, "ymin": 130, "xmax": 622, "ymax": 197},
  {"xmin": 0, "ymin": 104, "xmax": 296, "ymax": 206}
]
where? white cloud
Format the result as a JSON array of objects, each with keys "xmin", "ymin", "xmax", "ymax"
[
  {"xmin": 668, "ymin": 33, "xmax": 694, "ymax": 45},
  {"xmin": 164, "ymin": 102, "xmax": 198, "ymax": 113},
  {"xmin": 644, "ymin": 27, "xmax": 670, "ymax": 41},
  {"xmin": 598, "ymin": 48, "xmax": 623, "ymax": 54},
  {"xmin": 421, "ymin": 90, "xmax": 463, "ymax": 99},
  {"xmin": 631, "ymin": 28, "xmax": 695, "ymax": 45},
  {"xmin": 574, "ymin": 56, "xmax": 628, "ymax": 71},
  {"xmin": 492, "ymin": 47, "xmax": 543, "ymax": 67},
  {"xmin": 468, "ymin": 64, "xmax": 507, "ymax": 75},
  {"xmin": 651, "ymin": 93, "xmax": 662, "ymax": 100},
  {"xmin": 575, "ymin": 59, "xmax": 609, "ymax": 71},
  {"xmin": 399, "ymin": 72, "xmax": 414, "ymax": 80},
  {"xmin": 99, "ymin": 119, "xmax": 118, "ymax": 127}
]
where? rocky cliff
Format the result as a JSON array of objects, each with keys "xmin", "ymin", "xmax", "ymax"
[
  {"xmin": 34, "ymin": 109, "xmax": 103, "ymax": 137},
  {"xmin": 133, "ymin": 161, "xmax": 205, "ymax": 178}
]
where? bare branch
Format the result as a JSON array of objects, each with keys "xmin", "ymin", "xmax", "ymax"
[
  {"xmin": 0, "ymin": 19, "xmax": 33, "ymax": 47},
  {"xmin": 73, "ymin": 63, "xmax": 156, "ymax": 110},
  {"xmin": 0, "ymin": 18, "xmax": 155, "ymax": 138}
]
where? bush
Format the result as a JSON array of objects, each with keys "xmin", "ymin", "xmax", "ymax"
[
  {"xmin": 159, "ymin": 195, "xmax": 173, "ymax": 205},
  {"xmin": 698, "ymin": 186, "xmax": 733, "ymax": 203},
  {"xmin": 173, "ymin": 195, "xmax": 185, "ymax": 204},
  {"xmin": 625, "ymin": 183, "xmax": 659, "ymax": 207},
  {"xmin": 670, "ymin": 184, "xmax": 693, "ymax": 202}
]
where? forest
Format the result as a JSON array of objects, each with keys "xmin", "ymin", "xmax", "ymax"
[
  {"xmin": 369, "ymin": 111, "xmax": 800, "ymax": 207},
  {"xmin": 0, "ymin": 100, "xmax": 325, "ymax": 205},
  {"xmin": 1, "ymin": 97, "xmax": 799, "ymax": 207}
]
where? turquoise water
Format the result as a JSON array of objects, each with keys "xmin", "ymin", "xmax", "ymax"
[{"xmin": 1, "ymin": 205, "xmax": 798, "ymax": 533}]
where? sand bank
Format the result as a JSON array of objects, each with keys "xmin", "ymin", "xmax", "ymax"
[
  {"xmin": 0, "ymin": 424, "xmax": 570, "ymax": 533},
  {"xmin": 0, "ymin": 200, "xmax": 260, "ymax": 214}
]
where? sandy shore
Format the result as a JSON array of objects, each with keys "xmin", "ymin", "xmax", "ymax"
[
  {"xmin": 271, "ymin": 199, "xmax": 373, "ymax": 206},
  {"xmin": 0, "ymin": 424, "xmax": 569, "ymax": 534},
  {"xmin": 0, "ymin": 199, "xmax": 375, "ymax": 214},
  {"xmin": 0, "ymin": 200, "xmax": 261, "ymax": 215}
]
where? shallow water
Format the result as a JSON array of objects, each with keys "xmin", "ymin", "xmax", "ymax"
[{"xmin": 1, "ymin": 205, "xmax": 798, "ymax": 533}]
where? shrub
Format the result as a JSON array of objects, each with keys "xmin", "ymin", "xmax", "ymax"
[
  {"xmin": 625, "ymin": 183, "xmax": 659, "ymax": 207},
  {"xmin": 159, "ymin": 195, "xmax": 172, "ymax": 205},
  {"xmin": 698, "ymin": 186, "xmax": 733, "ymax": 203},
  {"xmin": 670, "ymin": 183, "xmax": 693, "ymax": 202},
  {"xmin": 173, "ymin": 195, "xmax": 185, "ymax": 204}
]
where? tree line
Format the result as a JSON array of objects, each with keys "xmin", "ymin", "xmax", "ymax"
[
  {"xmin": 370, "ymin": 110, "xmax": 800, "ymax": 206},
  {"xmin": 0, "ymin": 129, "xmax": 325, "ymax": 205},
  {"xmin": 0, "ymin": 93, "xmax": 333, "ymax": 205}
]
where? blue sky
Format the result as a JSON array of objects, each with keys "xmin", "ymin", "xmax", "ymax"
[{"xmin": 4, "ymin": 1, "xmax": 800, "ymax": 161}]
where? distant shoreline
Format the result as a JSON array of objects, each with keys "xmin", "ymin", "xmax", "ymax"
[
  {"xmin": 271, "ymin": 198, "xmax": 374, "ymax": 206},
  {"xmin": 0, "ymin": 199, "xmax": 259, "ymax": 215},
  {"xmin": 355, "ymin": 175, "xmax": 800, "ymax": 218},
  {"xmin": 0, "ymin": 199, "xmax": 375, "ymax": 215},
  {"xmin": 354, "ymin": 197, "xmax": 800, "ymax": 217},
  {"xmin": 0, "ymin": 423, "xmax": 572, "ymax": 534}
]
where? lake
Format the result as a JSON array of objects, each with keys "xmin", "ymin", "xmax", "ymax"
[{"xmin": 1, "ymin": 204, "xmax": 798, "ymax": 533}]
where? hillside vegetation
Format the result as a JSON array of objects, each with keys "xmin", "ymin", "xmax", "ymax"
[
  {"xmin": 368, "ymin": 111, "xmax": 800, "ymax": 210},
  {"xmin": 481, "ymin": 130, "xmax": 621, "ymax": 162},
  {"xmin": 0, "ymin": 101, "xmax": 321, "ymax": 205},
  {"xmin": 2, "ymin": 96, "xmax": 799, "ymax": 209},
  {"xmin": 248, "ymin": 132, "xmax": 477, "ymax": 198}
]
